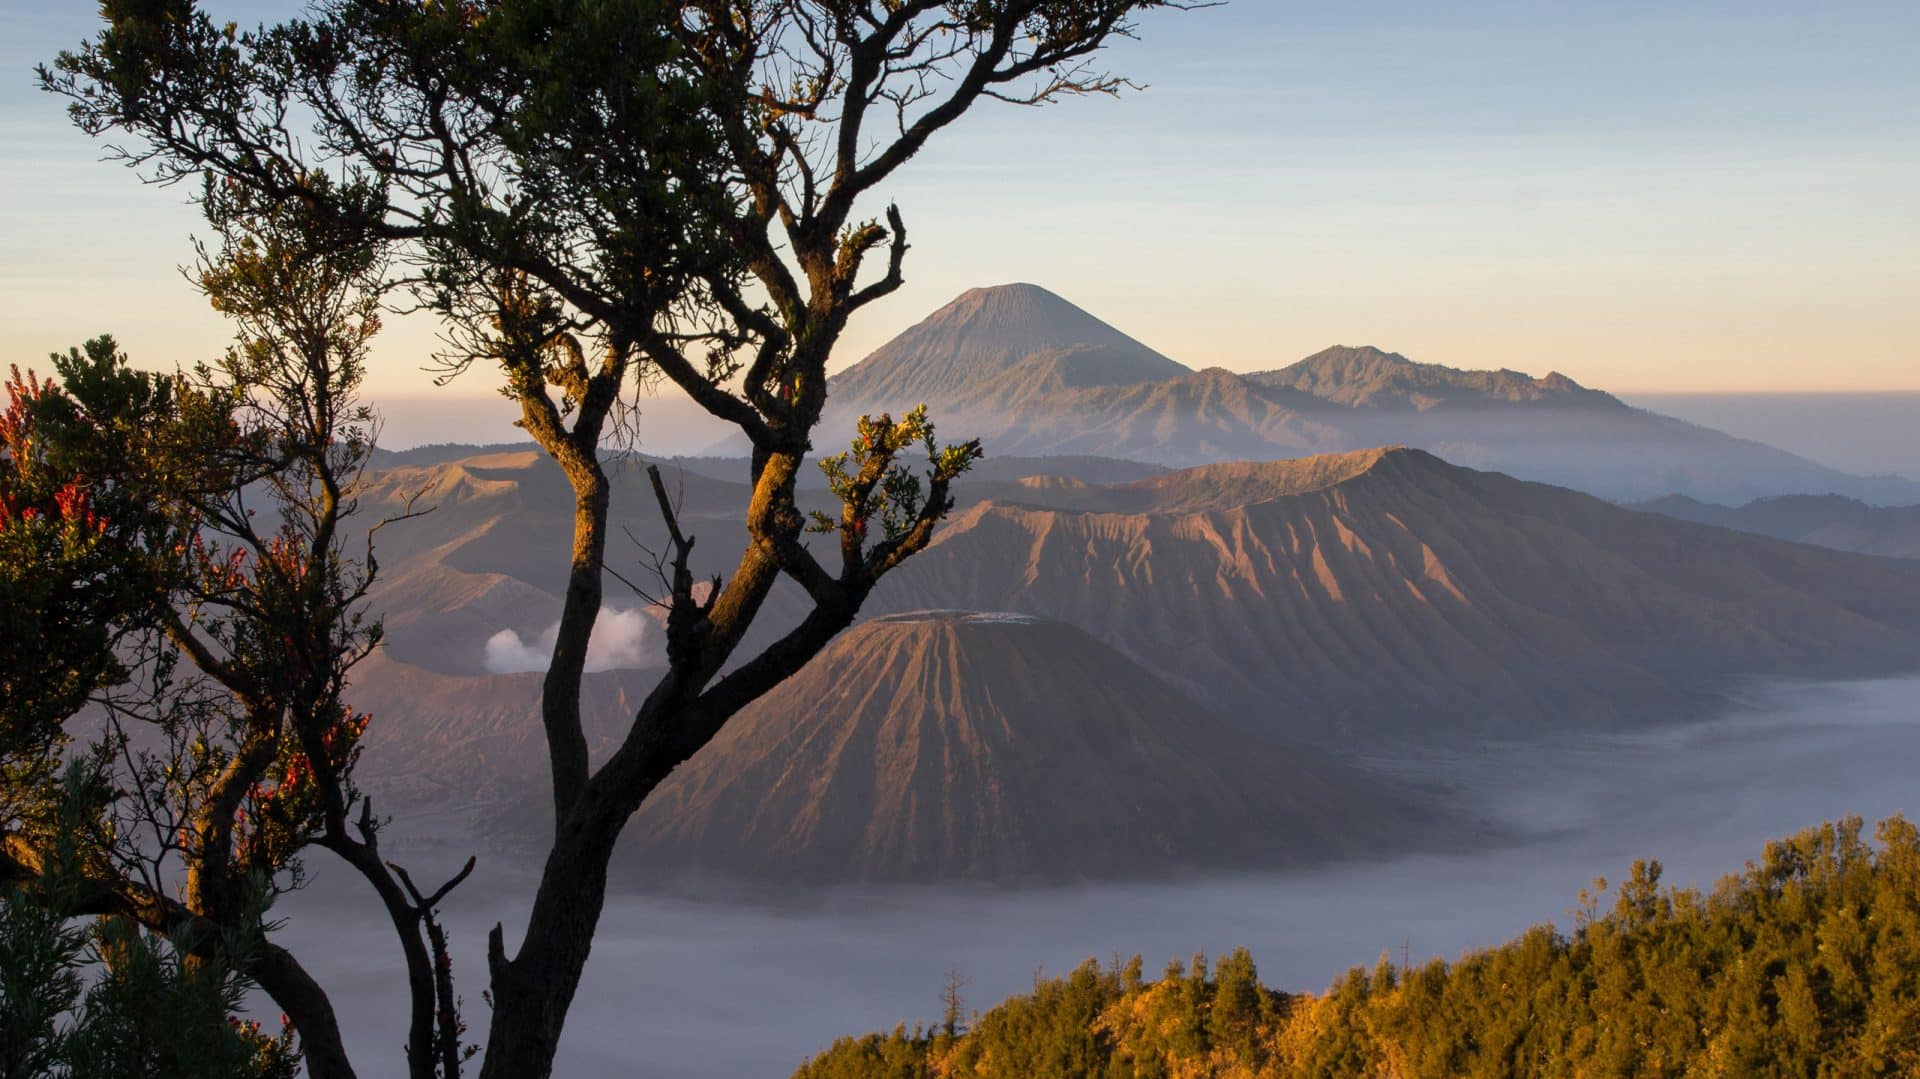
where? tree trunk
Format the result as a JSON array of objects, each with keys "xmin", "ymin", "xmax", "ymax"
[
  {"xmin": 476, "ymin": 787, "xmax": 625, "ymax": 1079},
  {"xmin": 255, "ymin": 942, "xmax": 360, "ymax": 1079},
  {"xmin": 542, "ymin": 473, "xmax": 610, "ymax": 821}
]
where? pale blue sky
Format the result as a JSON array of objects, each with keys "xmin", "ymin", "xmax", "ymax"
[{"xmin": 4, "ymin": 1, "xmax": 1917, "ymax": 402}]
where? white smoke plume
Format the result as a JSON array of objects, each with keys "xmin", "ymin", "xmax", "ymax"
[{"xmin": 483, "ymin": 607, "xmax": 660, "ymax": 674}]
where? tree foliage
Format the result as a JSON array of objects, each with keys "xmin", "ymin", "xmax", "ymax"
[
  {"xmin": 0, "ymin": 846, "xmax": 301, "ymax": 1079},
  {"xmin": 1, "ymin": 193, "xmax": 471, "ymax": 1077},
  {"xmin": 0, "ymin": 763, "xmax": 301, "ymax": 1079},
  {"xmin": 796, "ymin": 817, "xmax": 1920, "ymax": 1078},
  {"xmin": 32, "ymin": 1, "xmax": 1188, "ymax": 1076},
  {"xmin": 0, "ymin": 336, "xmax": 209, "ymax": 781}
]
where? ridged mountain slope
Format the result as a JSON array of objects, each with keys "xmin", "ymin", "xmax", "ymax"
[
  {"xmin": 352, "ymin": 450, "xmax": 768, "ymax": 674},
  {"xmin": 350, "ymin": 651, "xmax": 655, "ymax": 819},
  {"xmin": 981, "ymin": 367, "xmax": 1342, "ymax": 462},
  {"xmin": 869, "ymin": 448, "xmax": 1920, "ymax": 741},
  {"xmin": 625, "ymin": 611, "xmax": 1451, "ymax": 884}
]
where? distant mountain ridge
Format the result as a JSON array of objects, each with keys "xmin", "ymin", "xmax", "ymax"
[
  {"xmin": 349, "ymin": 445, "xmax": 1920, "ymax": 755},
  {"xmin": 870, "ymin": 447, "xmax": 1920, "ymax": 742},
  {"xmin": 324, "ymin": 442, "xmax": 1920, "ymax": 885},
  {"xmin": 824, "ymin": 284, "xmax": 1920, "ymax": 504},
  {"xmin": 1635, "ymin": 494, "xmax": 1920, "ymax": 559},
  {"xmin": 1250, "ymin": 344, "xmax": 1620, "ymax": 411}
]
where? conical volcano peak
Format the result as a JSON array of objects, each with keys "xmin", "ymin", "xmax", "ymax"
[
  {"xmin": 921, "ymin": 283, "xmax": 1137, "ymax": 344},
  {"xmin": 829, "ymin": 283, "xmax": 1189, "ymax": 412},
  {"xmin": 624, "ymin": 610, "xmax": 1449, "ymax": 884}
]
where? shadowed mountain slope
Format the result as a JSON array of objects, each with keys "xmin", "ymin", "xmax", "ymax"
[
  {"xmin": 350, "ymin": 449, "xmax": 1182, "ymax": 675},
  {"xmin": 981, "ymin": 366, "xmax": 1344, "ymax": 463},
  {"xmin": 869, "ymin": 448, "xmax": 1920, "ymax": 742},
  {"xmin": 351, "ymin": 446, "xmax": 1920, "ymax": 750},
  {"xmin": 300, "ymin": 439, "xmax": 1920, "ymax": 897},
  {"xmin": 351, "ymin": 652, "xmax": 656, "ymax": 819},
  {"xmin": 664, "ymin": 452, "xmax": 1167, "ymax": 491},
  {"xmin": 353, "ymin": 450, "xmax": 764, "ymax": 674},
  {"xmin": 624, "ymin": 612, "xmax": 1453, "ymax": 885},
  {"xmin": 1634, "ymin": 494, "xmax": 1920, "ymax": 559}
]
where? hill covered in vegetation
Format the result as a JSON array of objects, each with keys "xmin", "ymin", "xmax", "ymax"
[{"xmin": 794, "ymin": 815, "xmax": 1920, "ymax": 1077}]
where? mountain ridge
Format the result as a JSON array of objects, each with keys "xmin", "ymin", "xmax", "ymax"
[
  {"xmin": 1635, "ymin": 493, "xmax": 1920, "ymax": 559},
  {"xmin": 816, "ymin": 283, "xmax": 1920, "ymax": 504},
  {"xmin": 1252, "ymin": 344, "xmax": 1624, "ymax": 411},
  {"xmin": 339, "ymin": 444, "xmax": 1920, "ymax": 854},
  {"xmin": 870, "ymin": 446, "xmax": 1920, "ymax": 741}
]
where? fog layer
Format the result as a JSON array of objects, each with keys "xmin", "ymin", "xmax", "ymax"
[
  {"xmin": 1625, "ymin": 392, "xmax": 1920, "ymax": 482},
  {"xmin": 276, "ymin": 677, "xmax": 1920, "ymax": 1078}
]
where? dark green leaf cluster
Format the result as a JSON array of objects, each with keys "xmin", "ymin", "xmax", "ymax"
[
  {"xmin": 809, "ymin": 405, "xmax": 984, "ymax": 548},
  {"xmin": 43, "ymin": 0, "xmax": 748, "ymax": 397},
  {"xmin": 796, "ymin": 816, "xmax": 1920, "ymax": 1077},
  {"xmin": 0, "ymin": 887, "xmax": 298, "ymax": 1079},
  {"xmin": 2, "ymin": 767, "xmax": 298, "ymax": 1079},
  {"xmin": 1, "ymin": 191, "xmax": 421, "ymax": 1076},
  {"xmin": 0, "ymin": 337, "xmax": 222, "ymax": 790}
]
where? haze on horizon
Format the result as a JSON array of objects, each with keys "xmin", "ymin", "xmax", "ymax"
[{"xmin": 4, "ymin": 0, "xmax": 1918, "ymax": 402}]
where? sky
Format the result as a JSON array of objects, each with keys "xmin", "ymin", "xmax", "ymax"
[{"xmin": 4, "ymin": 0, "xmax": 1918, "ymax": 431}]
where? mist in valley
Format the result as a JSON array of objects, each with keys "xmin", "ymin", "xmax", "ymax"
[
  {"xmin": 273, "ymin": 676, "xmax": 1920, "ymax": 1078},
  {"xmin": 1624, "ymin": 393, "xmax": 1920, "ymax": 484}
]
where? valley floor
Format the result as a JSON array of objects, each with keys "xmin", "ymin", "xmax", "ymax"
[{"xmin": 272, "ymin": 677, "xmax": 1920, "ymax": 1078}]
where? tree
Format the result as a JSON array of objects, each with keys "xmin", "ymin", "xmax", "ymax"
[
  {"xmin": 1209, "ymin": 946, "xmax": 1263, "ymax": 1056},
  {"xmin": 36, "ymin": 1, "xmax": 1192, "ymax": 1076},
  {"xmin": 1, "ymin": 190, "xmax": 469, "ymax": 1077},
  {"xmin": 797, "ymin": 827, "xmax": 1920, "ymax": 1077},
  {"xmin": 939, "ymin": 966, "xmax": 969, "ymax": 1040},
  {"xmin": 0, "ymin": 816, "xmax": 301, "ymax": 1079}
]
